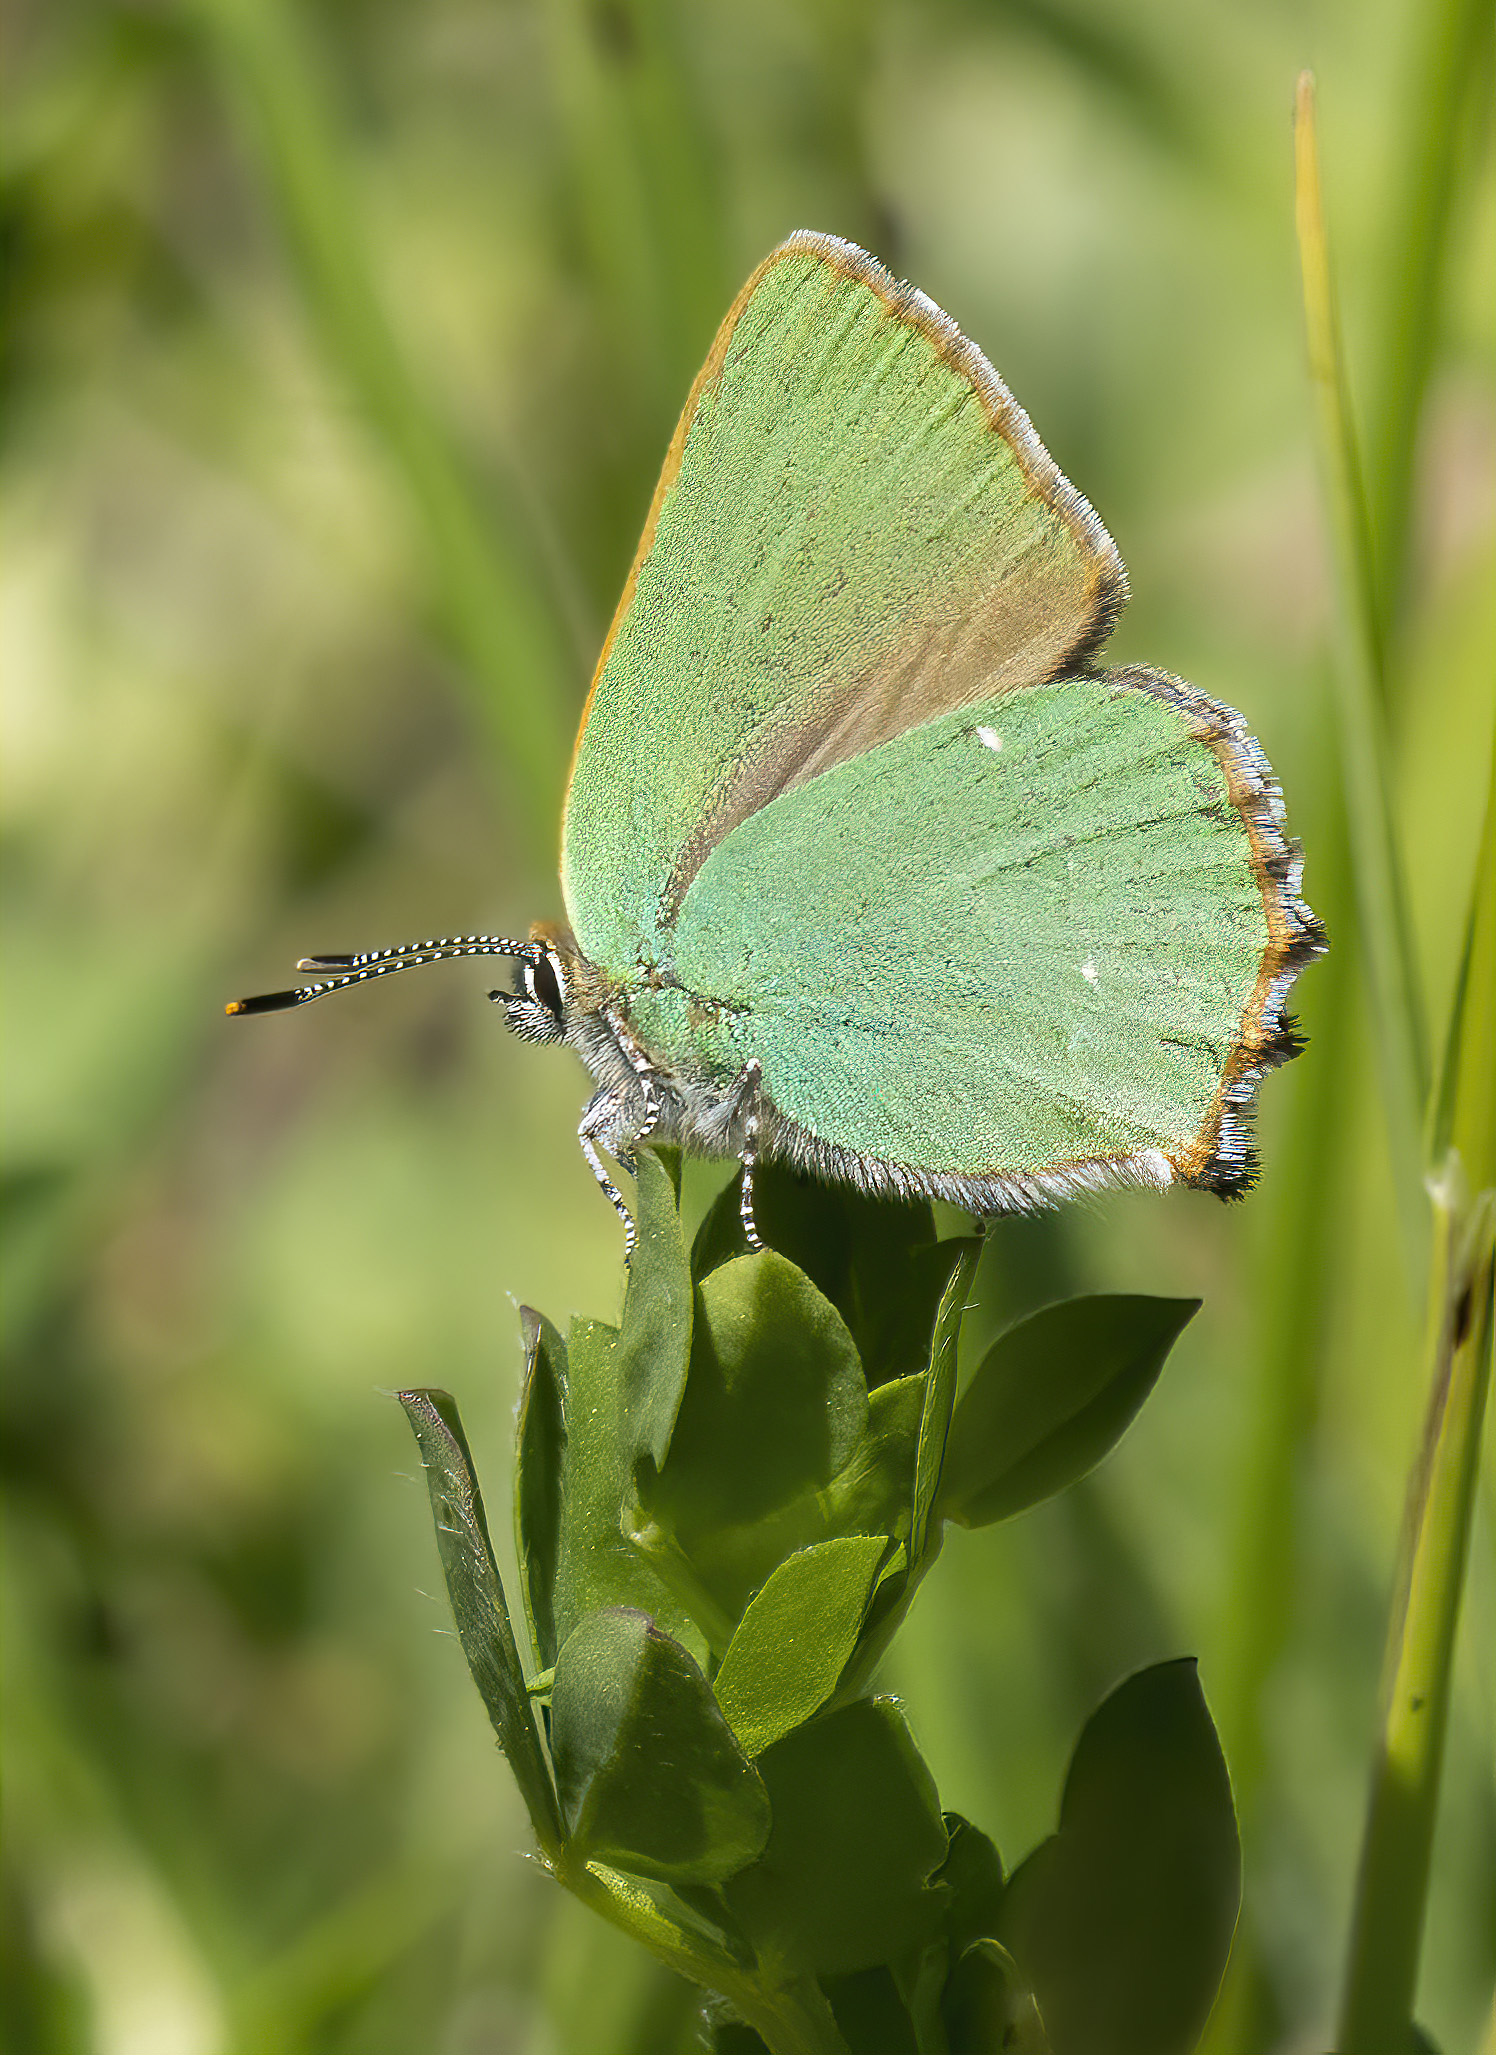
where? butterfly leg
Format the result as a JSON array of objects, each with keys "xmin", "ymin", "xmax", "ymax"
[
  {"xmin": 737, "ymin": 1060, "xmax": 764, "ymax": 1252},
  {"xmin": 606, "ymin": 1006, "xmax": 662, "ymax": 1174},
  {"xmin": 578, "ymin": 1091, "xmax": 637, "ymax": 1259}
]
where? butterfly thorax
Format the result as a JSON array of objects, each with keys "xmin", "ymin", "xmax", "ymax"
[{"xmin": 505, "ymin": 923, "xmax": 753, "ymax": 1166}]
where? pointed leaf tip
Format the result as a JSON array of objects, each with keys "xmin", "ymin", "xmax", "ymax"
[
  {"xmin": 397, "ymin": 1388, "xmax": 562, "ymax": 1855},
  {"xmin": 997, "ymin": 1659, "xmax": 1239, "ymax": 2055},
  {"xmin": 618, "ymin": 1148, "xmax": 693, "ymax": 1473},
  {"xmin": 941, "ymin": 1295, "xmax": 1198, "ymax": 1527},
  {"xmin": 712, "ymin": 1534, "xmax": 890, "ymax": 1756},
  {"xmin": 515, "ymin": 1309, "xmax": 567, "ymax": 1670}
]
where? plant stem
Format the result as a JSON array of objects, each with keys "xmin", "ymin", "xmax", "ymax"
[
  {"xmin": 188, "ymin": 0, "xmax": 577, "ymax": 848},
  {"xmin": 1336, "ymin": 1188, "xmax": 1494, "ymax": 2052},
  {"xmin": 561, "ymin": 1858, "xmax": 851, "ymax": 2055},
  {"xmin": 1366, "ymin": 0, "xmax": 1491, "ymax": 667},
  {"xmin": 545, "ymin": 0, "xmax": 726, "ymax": 443},
  {"xmin": 1293, "ymin": 70, "xmax": 1429, "ymax": 1291},
  {"xmin": 1200, "ymin": 759, "xmax": 1352, "ymax": 2054},
  {"xmin": 1212, "ymin": 737, "xmax": 1350, "ymax": 1805},
  {"xmin": 1429, "ymin": 741, "xmax": 1496, "ymax": 1190},
  {"xmin": 1337, "ymin": 654, "xmax": 1494, "ymax": 2055}
]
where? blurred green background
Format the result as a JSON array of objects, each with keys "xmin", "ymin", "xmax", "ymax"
[{"xmin": 3, "ymin": 0, "xmax": 1492, "ymax": 2050}]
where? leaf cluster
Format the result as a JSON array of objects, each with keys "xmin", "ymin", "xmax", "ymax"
[{"xmin": 401, "ymin": 1155, "xmax": 1239, "ymax": 2055}]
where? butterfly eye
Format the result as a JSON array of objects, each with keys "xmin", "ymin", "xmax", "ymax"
[{"xmin": 531, "ymin": 952, "xmax": 565, "ymax": 1019}]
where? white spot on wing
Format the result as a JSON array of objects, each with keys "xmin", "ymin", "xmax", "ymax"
[
  {"xmin": 1081, "ymin": 959, "xmax": 1099, "ymax": 984},
  {"xmin": 975, "ymin": 725, "xmax": 1003, "ymax": 753}
]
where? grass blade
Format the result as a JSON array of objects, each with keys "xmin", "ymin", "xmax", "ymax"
[
  {"xmin": 189, "ymin": 0, "xmax": 577, "ymax": 844},
  {"xmin": 1367, "ymin": 0, "xmax": 1493, "ymax": 661},
  {"xmin": 546, "ymin": 0, "xmax": 726, "ymax": 443},
  {"xmin": 1335, "ymin": 1206, "xmax": 1494, "ymax": 2053},
  {"xmin": 1200, "ymin": 782, "xmax": 1354, "ymax": 2051},
  {"xmin": 1428, "ymin": 738, "xmax": 1496, "ymax": 1189},
  {"xmin": 1293, "ymin": 69, "xmax": 1429, "ymax": 1286},
  {"xmin": 1336, "ymin": 734, "xmax": 1496, "ymax": 2052}
]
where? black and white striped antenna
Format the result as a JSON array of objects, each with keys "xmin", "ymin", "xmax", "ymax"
[{"xmin": 225, "ymin": 934, "xmax": 537, "ymax": 1017}]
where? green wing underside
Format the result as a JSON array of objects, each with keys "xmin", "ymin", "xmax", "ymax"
[
  {"xmin": 628, "ymin": 673, "xmax": 1269, "ymax": 1182},
  {"xmin": 563, "ymin": 236, "xmax": 1115, "ymax": 971}
]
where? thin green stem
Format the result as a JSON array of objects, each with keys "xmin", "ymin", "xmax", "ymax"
[
  {"xmin": 1300, "ymin": 71, "xmax": 1495, "ymax": 2042},
  {"xmin": 1335, "ymin": 659, "xmax": 1493, "ymax": 2055},
  {"xmin": 1336, "ymin": 1192, "xmax": 1493, "ymax": 2052},
  {"xmin": 1212, "ymin": 733, "xmax": 1350, "ymax": 1803},
  {"xmin": 560, "ymin": 1858, "xmax": 851, "ymax": 2055},
  {"xmin": 545, "ymin": 0, "xmax": 726, "ymax": 443},
  {"xmin": 188, "ymin": 0, "xmax": 577, "ymax": 847},
  {"xmin": 1366, "ymin": 0, "xmax": 1491, "ymax": 666},
  {"xmin": 1293, "ymin": 70, "xmax": 1429, "ymax": 1289},
  {"xmin": 1429, "ymin": 739, "xmax": 1496, "ymax": 1192},
  {"xmin": 1335, "ymin": 638, "xmax": 1494, "ymax": 2055},
  {"xmin": 1201, "ymin": 762, "xmax": 1353, "ymax": 2054}
]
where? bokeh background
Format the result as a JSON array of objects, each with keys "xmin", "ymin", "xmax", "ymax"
[{"xmin": 3, "ymin": 0, "xmax": 1492, "ymax": 2050}]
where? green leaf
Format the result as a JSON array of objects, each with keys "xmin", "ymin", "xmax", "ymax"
[
  {"xmin": 712, "ymin": 1535, "xmax": 891, "ymax": 1757},
  {"xmin": 691, "ymin": 1164, "xmax": 947, "ymax": 1385},
  {"xmin": 823, "ymin": 1967, "xmax": 919, "ymax": 2055},
  {"xmin": 644, "ymin": 1252, "xmax": 869, "ymax": 1626},
  {"xmin": 641, "ymin": 1372, "xmax": 926, "ymax": 1661},
  {"xmin": 835, "ymin": 1237, "xmax": 975, "ymax": 1699},
  {"xmin": 515, "ymin": 1306, "xmax": 567, "ymax": 1669},
  {"xmin": 900, "ymin": 1937, "xmax": 957, "ymax": 2055},
  {"xmin": 834, "ymin": 1208, "xmax": 962, "ymax": 1390},
  {"xmin": 552, "ymin": 1316, "xmax": 695, "ymax": 1653},
  {"xmin": 671, "ymin": 1253, "xmax": 867, "ymax": 1522},
  {"xmin": 550, "ymin": 1607, "xmax": 770, "ymax": 1886},
  {"xmin": 397, "ymin": 1389, "xmax": 563, "ymax": 1857},
  {"xmin": 822, "ymin": 1374, "xmax": 928, "ymax": 1542},
  {"xmin": 690, "ymin": 1164, "xmax": 754, "ymax": 1281},
  {"xmin": 911, "ymin": 1239, "xmax": 983, "ymax": 1556},
  {"xmin": 547, "ymin": 1160, "xmax": 697, "ymax": 1649},
  {"xmin": 941, "ymin": 1941, "xmax": 1050, "ymax": 2055},
  {"xmin": 620, "ymin": 1147, "xmax": 694, "ymax": 1474},
  {"xmin": 553, "ymin": 1318, "xmax": 654, "ymax": 1636},
  {"xmin": 936, "ymin": 1812, "xmax": 1006, "ymax": 1957},
  {"xmin": 996, "ymin": 1658, "xmax": 1240, "ymax": 2055},
  {"xmin": 939, "ymin": 1296, "xmax": 1199, "ymax": 1528},
  {"xmin": 723, "ymin": 1697, "xmax": 949, "ymax": 1976},
  {"xmin": 710, "ymin": 2027, "xmax": 772, "ymax": 2055}
]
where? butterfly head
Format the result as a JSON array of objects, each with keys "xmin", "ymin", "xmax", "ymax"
[{"xmin": 491, "ymin": 944, "xmax": 570, "ymax": 1046}]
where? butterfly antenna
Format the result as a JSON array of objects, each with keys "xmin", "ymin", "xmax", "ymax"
[{"xmin": 225, "ymin": 934, "xmax": 535, "ymax": 1017}]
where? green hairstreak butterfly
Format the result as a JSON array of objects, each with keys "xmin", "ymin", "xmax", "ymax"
[{"xmin": 229, "ymin": 231, "xmax": 1325, "ymax": 1252}]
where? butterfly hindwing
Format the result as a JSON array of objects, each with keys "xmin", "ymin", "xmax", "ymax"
[{"xmin": 645, "ymin": 666, "xmax": 1316, "ymax": 1200}]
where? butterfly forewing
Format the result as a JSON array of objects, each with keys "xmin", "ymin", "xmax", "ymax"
[{"xmin": 562, "ymin": 231, "xmax": 1123, "ymax": 977}]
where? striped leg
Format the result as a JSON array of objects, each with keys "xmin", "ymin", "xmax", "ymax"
[
  {"xmin": 607, "ymin": 1007, "xmax": 662, "ymax": 1172},
  {"xmin": 737, "ymin": 1061, "xmax": 764, "ymax": 1252},
  {"xmin": 578, "ymin": 1092, "xmax": 636, "ymax": 1258}
]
